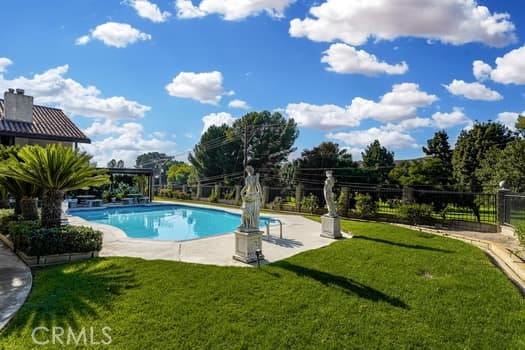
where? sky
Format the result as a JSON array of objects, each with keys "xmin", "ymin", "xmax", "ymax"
[{"xmin": 0, "ymin": 0, "xmax": 524, "ymax": 167}]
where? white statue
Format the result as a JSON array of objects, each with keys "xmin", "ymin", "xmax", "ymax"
[
  {"xmin": 239, "ymin": 166, "xmax": 263, "ymax": 231},
  {"xmin": 324, "ymin": 170, "xmax": 337, "ymax": 217}
]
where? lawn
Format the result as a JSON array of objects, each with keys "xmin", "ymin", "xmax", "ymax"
[{"xmin": 1, "ymin": 219, "xmax": 524, "ymax": 349}]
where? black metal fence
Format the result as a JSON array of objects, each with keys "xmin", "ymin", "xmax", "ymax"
[
  {"xmin": 504, "ymin": 194, "xmax": 525, "ymax": 227},
  {"xmin": 161, "ymin": 183, "xmax": 498, "ymax": 229}
]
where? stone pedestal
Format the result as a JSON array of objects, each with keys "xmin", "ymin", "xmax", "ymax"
[
  {"xmin": 321, "ymin": 215, "xmax": 342, "ymax": 239},
  {"xmin": 233, "ymin": 230, "xmax": 264, "ymax": 263}
]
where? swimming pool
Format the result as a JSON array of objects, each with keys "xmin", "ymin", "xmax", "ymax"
[{"xmin": 70, "ymin": 204, "xmax": 272, "ymax": 241}]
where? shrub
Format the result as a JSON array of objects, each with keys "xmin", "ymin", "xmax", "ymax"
[
  {"xmin": 0, "ymin": 209, "xmax": 15, "ymax": 235},
  {"xmin": 354, "ymin": 193, "xmax": 378, "ymax": 218},
  {"xmin": 102, "ymin": 190, "xmax": 115, "ymax": 202},
  {"xmin": 396, "ymin": 203, "xmax": 434, "ymax": 225},
  {"xmin": 209, "ymin": 189, "xmax": 218, "ymax": 203},
  {"xmin": 224, "ymin": 189, "xmax": 235, "ymax": 201},
  {"xmin": 8, "ymin": 222, "xmax": 103, "ymax": 256},
  {"xmin": 301, "ymin": 193, "xmax": 319, "ymax": 214},
  {"xmin": 173, "ymin": 190, "xmax": 191, "ymax": 200},
  {"xmin": 271, "ymin": 196, "xmax": 284, "ymax": 210},
  {"xmin": 516, "ymin": 223, "xmax": 525, "ymax": 248},
  {"xmin": 335, "ymin": 192, "xmax": 348, "ymax": 216},
  {"xmin": 159, "ymin": 189, "xmax": 173, "ymax": 198}
]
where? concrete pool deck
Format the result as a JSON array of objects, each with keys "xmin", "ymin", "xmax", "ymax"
[{"xmin": 68, "ymin": 201, "xmax": 350, "ymax": 267}]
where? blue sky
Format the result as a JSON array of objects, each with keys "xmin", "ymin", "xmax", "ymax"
[{"xmin": 0, "ymin": 0, "xmax": 524, "ymax": 166}]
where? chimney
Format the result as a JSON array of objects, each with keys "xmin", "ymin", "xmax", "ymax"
[{"xmin": 4, "ymin": 88, "xmax": 33, "ymax": 123}]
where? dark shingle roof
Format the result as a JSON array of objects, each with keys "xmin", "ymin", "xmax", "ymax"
[{"xmin": 0, "ymin": 99, "xmax": 90, "ymax": 144}]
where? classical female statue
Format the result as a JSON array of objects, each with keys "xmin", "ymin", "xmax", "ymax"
[
  {"xmin": 239, "ymin": 166, "xmax": 263, "ymax": 231},
  {"xmin": 324, "ymin": 170, "xmax": 337, "ymax": 217}
]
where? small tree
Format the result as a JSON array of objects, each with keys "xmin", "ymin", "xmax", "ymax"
[{"xmin": 0, "ymin": 145, "xmax": 109, "ymax": 227}]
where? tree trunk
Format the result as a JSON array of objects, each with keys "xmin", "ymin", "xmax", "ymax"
[
  {"xmin": 41, "ymin": 189, "xmax": 64, "ymax": 228},
  {"xmin": 20, "ymin": 197, "xmax": 38, "ymax": 220}
]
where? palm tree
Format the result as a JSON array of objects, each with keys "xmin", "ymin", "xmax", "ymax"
[
  {"xmin": 0, "ymin": 144, "xmax": 109, "ymax": 227},
  {"xmin": 0, "ymin": 145, "xmax": 40, "ymax": 219}
]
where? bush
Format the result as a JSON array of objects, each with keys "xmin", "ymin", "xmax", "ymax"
[
  {"xmin": 516, "ymin": 223, "xmax": 525, "ymax": 248},
  {"xmin": 8, "ymin": 222, "xmax": 103, "ymax": 256},
  {"xmin": 224, "ymin": 189, "xmax": 235, "ymax": 201},
  {"xmin": 159, "ymin": 189, "xmax": 173, "ymax": 198},
  {"xmin": 396, "ymin": 203, "xmax": 434, "ymax": 225},
  {"xmin": 209, "ymin": 189, "xmax": 218, "ymax": 203},
  {"xmin": 301, "ymin": 193, "xmax": 319, "ymax": 214},
  {"xmin": 102, "ymin": 190, "xmax": 115, "ymax": 202},
  {"xmin": 173, "ymin": 190, "xmax": 191, "ymax": 200},
  {"xmin": 271, "ymin": 196, "xmax": 284, "ymax": 210},
  {"xmin": 354, "ymin": 193, "xmax": 378, "ymax": 218},
  {"xmin": 0, "ymin": 209, "xmax": 15, "ymax": 235},
  {"xmin": 335, "ymin": 192, "xmax": 348, "ymax": 216}
]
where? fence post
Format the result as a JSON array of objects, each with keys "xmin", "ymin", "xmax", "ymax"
[
  {"xmin": 296, "ymin": 183, "xmax": 304, "ymax": 211},
  {"xmin": 497, "ymin": 188, "xmax": 510, "ymax": 226},
  {"xmin": 402, "ymin": 186, "xmax": 415, "ymax": 203},
  {"xmin": 214, "ymin": 184, "xmax": 221, "ymax": 199},
  {"xmin": 234, "ymin": 185, "xmax": 241, "ymax": 203},
  {"xmin": 262, "ymin": 186, "xmax": 270, "ymax": 206},
  {"xmin": 196, "ymin": 182, "xmax": 201, "ymax": 200}
]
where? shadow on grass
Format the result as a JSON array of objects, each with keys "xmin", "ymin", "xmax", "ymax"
[
  {"xmin": 2, "ymin": 259, "xmax": 137, "ymax": 336},
  {"xmin": 353, "ymin": 236, "xmax": 452, "ymax": 253},
  {"xmin": 273, "ymin": 261, "xmax": 408, "ymax": 309}
]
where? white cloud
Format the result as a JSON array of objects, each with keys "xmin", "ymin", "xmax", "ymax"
[
  {"xmin": 175, "ymin": 0, "xmax": 295, "ymax": 21},
  {"xmin": 341, "ymin": 146, "xmax": 364, "ymax": 161},
  {"xmin": 321, "ymin": 43, "xmax": 408, "ymax": 76},
  {"xmin": 175, "ymin": 0, "xmax": 206, "ymax": 18},
  {"xmin": 286, "ymin": 83, "xmax": 437, "ymax": 130},
  {"xmin": 123, "ymin": 0, "xmax": 171, "ymax": 22},
  {"xmin": 228, "ymin": 99, "xmax": 250, "ymax": 109},
  {"xmin": 285, "ymin": 102, "xmax": 361, "ymax": 130},
  {"xmin": 0, "ymin": 57, "xmax": 12, "ymax": 73},
  {"xmin": 0, "ymin": 61, "xmax": 150, "ymax": 119},
  {"xmin": 81, "ymin": 121, "xmax": 177, "ymax": 167},
  {"xmin": 290, "ymin": 0, "xmax": 516, "ymax": 47},
  {"xmin": 496, "ymin": 111, "xmax": 525, "ymax": 131},
  {"xmin": 166, "ymin": 71, "xmax": 232, "ymax": 105},
  {"xmin": 328, "ymin": 126, "xmax": 418, "ymax": 150},
  {"xmin": 443, "ymin": 79, "xmax": 502, "ymax": 101},
  {"xmin": 78, "ymin": 22, "xmax": 152, "ymax": 48},
  {"xmin": 432, "ymin": 107, "xmax": 473, "ymax": 129},
  {"xmin": 202, "ymin": 112, "xmax": 236, "ymax": 133},
  {"xmin": 75, "ymin": 35, "xmax": 91, "ymax": 46},
  {"xmin": 476, "ymin": 45, "xmax": 525, "ymax": 85},
  {"xmin": 473, "ymin": 60, "xmax": 492, "ymax": 81}
]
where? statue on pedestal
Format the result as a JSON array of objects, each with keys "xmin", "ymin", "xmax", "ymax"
[
  {"xmin": 324, "ymin": 170, "xmax": 337, "ymax": 217},
  {"xmin": 239, "ymin": 166, "xmax": 263, "ymax": 231}
]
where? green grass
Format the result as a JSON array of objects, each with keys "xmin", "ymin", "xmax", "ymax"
[{"xmin": 2, "ymin": 219, "xmax": 524, "ymax": 349}]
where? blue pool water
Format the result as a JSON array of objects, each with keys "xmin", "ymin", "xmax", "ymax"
[{"xmin": 70, "ymin": 205, "xmax": 272, "ymax": 241}]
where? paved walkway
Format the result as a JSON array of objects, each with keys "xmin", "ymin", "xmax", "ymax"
[
  {"xmin": 68, "ymin": 202, "xmax": 350, "ymax": 267},
  {"xmin": 393, "ymin": 223, "xmax": 525, "ymax": 294},
  {"xmin": 0, "ymin": 242, "xmax": 32, "ymax": 330}
]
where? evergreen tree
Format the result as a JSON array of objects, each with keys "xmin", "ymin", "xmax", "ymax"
[
  {"xmin": 452, "ymin": 121, "xmax": 514, "ymax": 192},
  {"xmin": 361, "ymin": 140, "xmax": 395, "ymax": 184}
]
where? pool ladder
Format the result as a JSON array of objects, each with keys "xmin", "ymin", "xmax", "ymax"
[{"xmin": 265, "ymin": 219, "xmax": 283, "ymax": 239}]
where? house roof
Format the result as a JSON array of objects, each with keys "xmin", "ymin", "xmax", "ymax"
[{"xmin": 0, "ymin": 99, "xmax": 90, "ymax": 144}]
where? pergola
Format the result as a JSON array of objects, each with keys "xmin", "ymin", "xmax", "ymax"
[{"xmin": 100, "ymin": 168, "xmax": 155, "ymax": 199}]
